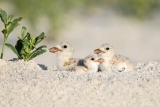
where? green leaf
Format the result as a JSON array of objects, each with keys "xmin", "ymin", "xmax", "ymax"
[
  {"xmin": 0, "ymin": 9, "xmax": 7, "ymax": 25},
  {"xmin": 7, "ymin": 22, "xmax": 12, "ymax": 28},
  {"xmin": 26, "ymin": 33, "xmax": 31, "ymax": 41},
  {"xmin": 22, "ymin": 41, "xmax": 29, "ymax": 49},
  {"xmin": 6, "ymin": 17, "xmax": 22, "ymax": 36},
  {"xmin": 20, "ymin": 32, "xmax": 29, "ymax": 41},
  {"xmin": 7, "ymin": 23, "xmax": 19, "ymax": 36},
  {"xmin": 15, "ymin": 40, "xmax": 24, "ymax": 56},
  {"xmin": 29, "ymin": 49, "xmax": 47, "ymax": 60},
  {"xmin": 7, "ymin": 15, "xmax": 14, "ymax": 22},
  {"xmin": 24, "ymin": 47, "xmax": 30, "ymax": 54},
  {"xmin": 20, "ymin": 49, "xmax": 26, "ymax": 58},
  {"xmin": 11, "ymin": 17, "xmax": 22, "ymax": 25},
  {"xmin": 35, "ymin": 45, "xmax": 47, "ymax": 50},
  {"xmin": 21, "ymin": 26, "xmax": 27, "ymax": 39},
  {"xmin": 5, "ymin": 43, "xmax": 20, "ymax": 58},
  {"xmin": 30, "ymin": 45, "xmax": 46, "ymax": 55},
  {"xmin": 2, "ymin": 29, "xmax": 7, "ymax": 35},
  {"xmin": 34, "ymin": 32, "xmax": 46, "ymax": 46}
]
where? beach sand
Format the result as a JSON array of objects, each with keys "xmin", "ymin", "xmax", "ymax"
[{"xmin": 0, "ymin": 59, "xmax": 160, "ymax": 107}]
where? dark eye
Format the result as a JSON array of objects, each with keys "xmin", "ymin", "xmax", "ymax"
[
  {"xmin": 91, "ymin": 58, "xmax": 94, "ymax": 60},
  {"xmin": 106, "ymin": 47, "xmax": 109, "ymax": 50},
  {"xmin": 63, "ymin": 45, "xmax": 67, "ymax": 48}
]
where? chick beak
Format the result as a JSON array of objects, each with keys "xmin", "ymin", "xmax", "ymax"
[
  {"xmin": 94, "ymin": 49, "xmax": 105, "ymax": 54},
  {"xmin": 95, "ymin": 58, "xmax": 104, "ymax": 63},
  {"xmin": 49, "ymin": 47, "xmax": 63, "ymax": 53}
]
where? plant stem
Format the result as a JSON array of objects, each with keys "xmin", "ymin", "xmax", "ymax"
[{"xmin": 0, "ymin": 37, "xmax": 7, "ymax": 59}]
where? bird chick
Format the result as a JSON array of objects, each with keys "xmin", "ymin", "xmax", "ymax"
[
  {"xmin": 74, "ymin": 54, "xmax": 104, "ymax": 73},
  {"xmin": 49, "ymin": 42, "xmax": 81, "ymax": 71},
  {"xmin": 94, "ymin": 43, "xmax": 134, "ymax": 72}
]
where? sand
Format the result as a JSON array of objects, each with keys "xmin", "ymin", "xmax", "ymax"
[{"xmin": 0, "ymin": 59, "xmax": 160, "ymax": 107}]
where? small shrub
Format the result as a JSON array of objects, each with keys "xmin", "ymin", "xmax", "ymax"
[
  {"xmin": 0, "ymin": 8, "xmax": 22, "ymax": 59},
  {"xmin": 5, "ymin": 27, "xmax": 47, "ymax": 61}
]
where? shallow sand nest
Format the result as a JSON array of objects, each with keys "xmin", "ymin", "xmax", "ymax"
[{"xmin": 0, "ymin": 59, "xmax": 160, "ymax": 107}]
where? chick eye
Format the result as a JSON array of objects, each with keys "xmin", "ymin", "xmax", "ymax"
[
  {"xmin": 91, "ymin": 58, "xmax": 94, "ymax": 60},
  {"xmin": 63, "ymin": 45, "xmax": 67, "ymax": 48},
  {"xmin": 106, "ymin": 47, "xmax": 109, "ymax": 50}
]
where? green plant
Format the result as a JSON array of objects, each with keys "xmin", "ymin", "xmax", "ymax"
[
  {"xmin": 5, "ymin": 26, "xmax": 47, "ymax": 61},
  {"xmin": 0, "ymin": 8, "xmax": 22, "ymax": 59}
]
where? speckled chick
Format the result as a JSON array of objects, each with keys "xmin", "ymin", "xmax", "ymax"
[
  {"xmin": 49, "ymin": 42, "xmax": 83, "ymax": 71},
  {"xmin": 94, "ymin": 43, "xmax": 134, "ymax": 72},
  {"xmin": 74, "ymin": 54, "xmax": 104, "ymax": 73}
]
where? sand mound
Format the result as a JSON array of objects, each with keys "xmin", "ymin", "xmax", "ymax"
[{"xmin": 0, "ymin": 59, "xmax": 160, "ymax": 107}]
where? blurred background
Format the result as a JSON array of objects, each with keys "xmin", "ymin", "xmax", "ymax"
[{"xmin": 0, "ymin": 0, "xmax": 160, "ymax": 65}]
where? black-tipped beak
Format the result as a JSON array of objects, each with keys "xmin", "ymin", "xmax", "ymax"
[{"xmin": 49, "ymin": 47, "xmax": 63, "ymax": 53}]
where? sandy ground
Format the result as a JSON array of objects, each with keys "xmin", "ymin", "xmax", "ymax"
[{"xmin": 0, "ymin": 59, "xmax": 160, "ymax": 107}]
